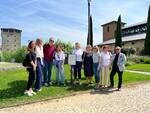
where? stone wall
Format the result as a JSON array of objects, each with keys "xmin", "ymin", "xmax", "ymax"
[
  {"xmin": 98, "ymin": 39, "xmax": 145, "ymax": 53},
  {"xmin": 1, "ymin": 30, "xmax": 21, "ymax": 51}
]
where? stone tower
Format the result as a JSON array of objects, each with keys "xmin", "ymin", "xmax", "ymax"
[
  {"xmin": 101, "ymin": 21, "xmax": 126, "ymax": 42},
  {"xmin": 1, "ymin": 28, "xmax": 22, "ymax": 51}
]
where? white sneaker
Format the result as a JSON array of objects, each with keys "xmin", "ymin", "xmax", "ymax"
[
  {"xmin": 30, "ymin": 90, "xmax": 36, "ymax": 95},
  {"xmin": 35, "ymin": 88, "xmax": 42, "ymax": 92},
  {"xmin": 24, "ymin": 91, "xmax": 33, "ymax": 96}
]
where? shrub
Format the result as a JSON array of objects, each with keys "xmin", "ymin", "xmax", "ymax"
[
  {"xmin": 127, "ymin": 56, "xmax": 144, "ymax": 63},
  {"xmin": 122, "ymin": 47, "xmax": 136, "ymax": 56},
  {"xmin": 126, "ymin": 60, "xmax": 135, "ymax": 66},
  {"xmin": 144, "ymin": 58, "xmax": 150, "ymax": 64},
  {"xmin": 1, "ymin": 46, "xmax": 27, "ymax": 63},
  {"xmin": 13, "ymin": 46, "xmax": 27, "ymax": 63},
  {"xmin": 2, "ymin": 51, "xmax": 14, "ymax": 62}
]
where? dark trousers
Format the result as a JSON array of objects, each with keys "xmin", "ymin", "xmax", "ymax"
[
  {"xmin": 26, "ymin": 68, "xmax": 35, "ymax": 90},
  {"xmin": 110, "ymin": 67, "xmax": 123, "ymax": 88},
  {"xmin": 43, "ymin": 60, "xmax": 53, "ymax": 83},
  {"xmin": 74, "ymin": 61, "xmax": 82, "ymax": 80},
  {"xmin": 35, "ymin": 58, "xmax": 43, "ymax": 90}
]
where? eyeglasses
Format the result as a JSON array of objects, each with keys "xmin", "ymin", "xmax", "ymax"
[{"xmin": 50, "ymin": 40, "xmax": 54, "ymax": 42}]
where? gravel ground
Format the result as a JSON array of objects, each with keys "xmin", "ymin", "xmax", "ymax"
[{"xmin": 0, "ymin": 83, "xmax": 150, "ymax": 113}]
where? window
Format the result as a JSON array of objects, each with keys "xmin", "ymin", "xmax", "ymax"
[
  {"xmin": 132, "ymin": 42, "xmax": 135, "ymax": 45},
  {"xmin": 3, "ymin": 29, "xmax": 8, "ymax": 32},
  {"xmin": 9, "ymin": 29, "xmax": 14, "ymax": 32},
  {"xmin": 107, "ymin": 26, "xmax": 109, "ymax": 32}
]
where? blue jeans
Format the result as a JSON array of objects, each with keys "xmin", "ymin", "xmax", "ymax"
[
  {"xmin": 93, "ymin": 63, "xmax": 100, "ymax": 83},
  {"xmin": 43, "ymin": 60, "xmax": 53, "ymax": 83},
  {"xmin": 54, "ymin": 60, "xmax": 65, "ymax": 84},
  {"xmin": 35, "ymin": 58, "xmax": 43, "ymax": 90}
]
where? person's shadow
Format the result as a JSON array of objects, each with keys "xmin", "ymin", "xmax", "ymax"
[{"xmin": 0, "ymin": 80, "xmax": 27, "ymax": 100}]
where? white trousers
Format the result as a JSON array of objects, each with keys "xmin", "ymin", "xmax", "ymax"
[{"xmin": 100, "ymin": 65, "xmax": 109, "ymax": 86}]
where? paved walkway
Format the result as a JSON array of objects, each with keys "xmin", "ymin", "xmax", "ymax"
[
  {"xmin": 125, "ymin": 70, "xmax": 150, "ymax": 75},
  {"xmin": 0, "ymin": 62, "xmax": 23, "ymax": 71},
  {"xmin": 0, "ymin": 83, "xmax": 150, "ymax": 113}
]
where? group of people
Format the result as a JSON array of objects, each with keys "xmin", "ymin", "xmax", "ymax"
[
  {"xmin": 72, "ymin": 43, "xmax": 126, "ymax": 90},
  {"xmin": 24, "ymin": 37, "xmax": 65, "ymax": 96},
  {"xmin": 23, "ymin": 37, "xmax": 126, "ymax": 97}
]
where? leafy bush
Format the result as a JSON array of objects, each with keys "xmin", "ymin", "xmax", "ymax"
[
  {"xmin": 127, "ymin": 56, "xmax": 144, "ymax": 63},
  {"xmin": 2, "ymin": 51, "xmax": 14, "ymax": 62},
  {"xmin": 1, "ymin": 46, "xmax": 27, "ymax": 63},
  {"xmin": 126, "ymin": 60, "xmax": 135, "ymax": 66},
  {"xmin": 144, "ymin": 58, "xmax": 150, "ymax": 64},
  {"xmin": 13, "ymin": 46, "xmax": 27, "ymax": 63},
  {"xmin": 122, "ymin": 47, "xmax": 136, "ymax": 56}
]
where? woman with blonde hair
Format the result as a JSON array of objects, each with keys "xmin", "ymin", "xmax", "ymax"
[
  {"xmin": 100, "ymin": 45, "xmax": 112, "ymax": 88},
  {"xmin": 72, "ymin": 42, "xmax": 83, "ymax": 84},
  {"xmin": 92, "ymin": 46, "xmax": 101, "ymax": 88},
  {"xmin": 82, "ymin": 45, "xmax": 93, "ymax": 84},
  {"xmin": 34, "ymin": 38, "xmax": 43, "ymax": 92}
]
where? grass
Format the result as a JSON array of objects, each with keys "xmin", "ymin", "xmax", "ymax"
[
  {"xmin": 0, "ymin": 65, "xmax": 150, "ymax": 108},
  {"xmin": 126, "ymin": 64, "xmax": 150, "ymax": 72}
]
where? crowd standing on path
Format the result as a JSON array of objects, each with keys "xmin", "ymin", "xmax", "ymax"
[{"xmin": 23, "ymin": 37, "xmax": 127, "ymax": 96}]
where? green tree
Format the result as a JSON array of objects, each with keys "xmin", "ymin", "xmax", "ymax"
[
  {"xmin": 115, "ymin": 15, "xmax": 122, "ymax": 47},
  {"xmin": 144, "ymin": 5, "xmax": 150, "ymax": 56},
  {"xmin": 55, "ymin": 39, "xmax": 73, "ymax": 53},
  {"xmin": 2, "ymin": 46, "xmax": 27, "ymax": 62},
  {"xmin": 13, "ymin": 46, "xmax": 27, "ymax": 62},
  {"xmin": 87, "ymin": 15, "xmax": 93, "ymax": 47}
]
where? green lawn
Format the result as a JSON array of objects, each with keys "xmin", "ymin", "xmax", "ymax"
[
  {"xmin": 127, "ymin": 64, "xmax": 150, "ymax": 72},
  {"xmin": 0, "ymin": 65, "xmax": 150, "ymax": 108}
]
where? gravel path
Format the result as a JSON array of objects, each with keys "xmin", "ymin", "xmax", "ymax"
[{"xmin": 0, "ymin": 83, "xmax": 150, "ymax": 113}]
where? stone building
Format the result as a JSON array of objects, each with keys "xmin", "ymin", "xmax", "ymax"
[
  {"xmin": 1, "ymin": 28, "xmax": 22, "ymax": 51},
  {"xmin": 98, "ymin": 21, "xmax": 147, "ymax": 53}
]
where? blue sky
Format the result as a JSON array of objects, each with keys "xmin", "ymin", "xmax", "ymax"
[{"xmin": 0, "ymin": 0, "xmax": 150, "ymax": 47}]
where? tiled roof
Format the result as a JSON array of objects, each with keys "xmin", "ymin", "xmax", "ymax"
[
  {"xmin": 98, "ymin": 33, "xmax": 146, "ymax": 46},
  {"xmin": 122, "ymin": 21, "xmax": 147, "ymax": 29}
]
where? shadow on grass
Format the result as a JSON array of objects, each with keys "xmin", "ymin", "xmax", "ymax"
[
  {"xmin": 90, "ymin": 88, "xmax": 116, "ymax": 95},
  {"xmin": 0, "ymin": 80, "xmax": 27, "ymax": 99},
  {"xmin": 66, "ymin": 82, "xmax": 95, "ymax": 91}
]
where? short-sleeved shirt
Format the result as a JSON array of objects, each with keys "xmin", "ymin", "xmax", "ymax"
[
  {"xmin": 26, "ymin": 51, "xmax": 36, "ymax": 68},
  {"xmin": 101, "ymin": 51, "xmax": 111, "ymax": 66},
  {"xmin": 43, "ymin": 44, "xmax": 55, "ymax": 62},
  {"xmin": 55, "ymin": 51, "xmax": 65, "ymax": 61}
]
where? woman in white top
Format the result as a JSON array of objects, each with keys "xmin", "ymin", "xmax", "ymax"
[
  {"xmin": 54, "ymin": 44, "xmax": 65, "ymax": 86},
  {"xmin": 100, "ymin": 45, "xmax": 112, "ymax": 88},
  {"xmin": 72, "ymin": 42, "xmax": 83, "ymax": 84},
  {"xmin": 35, "ymin": 38, "xmax": 43, "ymax": 92}
]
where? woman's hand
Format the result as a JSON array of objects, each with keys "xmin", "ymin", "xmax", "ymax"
[
  {"xmin": 61, "ymin": 64, "xmax": 64, "ymax": 69},
  {"xmin": 33, "ymin": 64, "xmax": 36, "ymax": 71}
]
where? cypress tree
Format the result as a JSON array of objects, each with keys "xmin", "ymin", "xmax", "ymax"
[
  {"xmin": 115, "ymin": 15, "xmax": 122, "ymax": 47},
  {"xmin": 87, "ymin": 15, "xmax": 93, "ymax": 47},
  {"xmin": 144, "ymin": 5, "xmax": 150, "ymax": 56}
]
